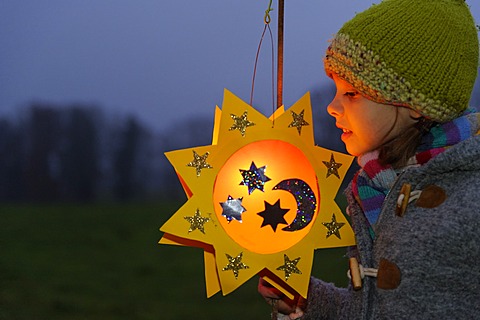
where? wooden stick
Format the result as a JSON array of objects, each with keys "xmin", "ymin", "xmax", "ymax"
[{"xmin": 277, "ymin": 0, "xmax": 284, "ymax": 109}]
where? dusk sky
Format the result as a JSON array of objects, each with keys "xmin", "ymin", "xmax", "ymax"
[{"xmin": 2, "ymin": 1, "xmax": 480, "ymax": 131}]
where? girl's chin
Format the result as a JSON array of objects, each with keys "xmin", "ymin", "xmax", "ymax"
[
  {"xmin": 341, "ymin": 135, "xmax": 359, "ymax": 156},
  {"xmin": 344, "ymin": 143, "xmax": 362, "ymax": 157}
]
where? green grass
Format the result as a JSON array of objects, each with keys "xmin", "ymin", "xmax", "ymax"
[{"xmin": 0, "ymin": 202, "xmax": 349, "ymax": 319}]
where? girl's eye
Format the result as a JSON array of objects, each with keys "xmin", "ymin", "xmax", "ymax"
[{"xmin": 344, "ymin": 91, "xmax": 358, "ymax": 97}]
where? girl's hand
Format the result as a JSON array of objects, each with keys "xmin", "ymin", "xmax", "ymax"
[{"xmin": 257, "ymin": 277, "xmax": 305, "ymax": 319}]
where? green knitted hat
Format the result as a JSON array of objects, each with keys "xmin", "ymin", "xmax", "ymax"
[{"xmin": 324, "ymin": 0, "xmax": 479, "ymax": 122}]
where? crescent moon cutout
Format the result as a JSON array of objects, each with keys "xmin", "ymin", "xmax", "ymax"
[{"xmin": 273, "ymin": 179, "xmax": 317, "ymax": 232}]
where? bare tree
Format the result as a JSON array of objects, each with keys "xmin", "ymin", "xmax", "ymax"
[
  {"xmin": 59, "ymin": 106, "xmax": 100, "ymax": 202},
  {"xmin": 24, "ymin": 105, "xmax": 61, "ymax": 201}
]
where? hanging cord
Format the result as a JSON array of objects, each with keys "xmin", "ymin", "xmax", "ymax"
[
  {"xmin": 264, "ymin": 0, "xmax": 273, "ymax": 24},
  {"xmin": 250, "ymin": 0, "xmax": 276, "ymax": 119}
]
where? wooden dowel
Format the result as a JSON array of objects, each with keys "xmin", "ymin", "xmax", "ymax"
[{"xmin": 277, "ymin": 0, "xmax": 284, "ymax": 109}]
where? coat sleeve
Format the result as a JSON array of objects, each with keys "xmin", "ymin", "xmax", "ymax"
[{"xmin": 300, "ymin": 277, "xmax": 355, "ymax": 320}]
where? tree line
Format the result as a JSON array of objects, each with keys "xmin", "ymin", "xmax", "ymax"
[
  {"xmin": 2, "ymin": 81, "xmax": 477, "ymax": 203},
  {"xmin": 0, "ymin": 84, "xmax": 378, "ymax": 204}
]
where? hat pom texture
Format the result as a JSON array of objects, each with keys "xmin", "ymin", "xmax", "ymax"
[{"xmin": 324, "ymin": 0, "xmax": 479, "ymax": 122}]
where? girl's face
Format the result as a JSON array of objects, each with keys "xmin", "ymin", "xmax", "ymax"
[{"xmin": 327, "ymin": 74, "xmax": 419, "ymax": 156}]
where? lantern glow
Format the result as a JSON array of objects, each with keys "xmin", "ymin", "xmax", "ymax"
[{"xmin": 213, "ymin": 139, "xmax": 319, "ymax": 254}]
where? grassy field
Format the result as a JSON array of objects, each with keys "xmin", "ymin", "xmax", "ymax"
[{"xmin": 0, "ymin": 202, "xmax": 349, "ymax": 319}]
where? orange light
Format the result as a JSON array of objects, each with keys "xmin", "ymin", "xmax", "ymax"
[{"xmin": 213, "ymin": 139, "xmax": 320, "ymax": 254}]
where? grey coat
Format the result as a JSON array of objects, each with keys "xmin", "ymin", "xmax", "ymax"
[{"xmin": 302, "ymin": 134, "xmax": 480, "ymax": 319}]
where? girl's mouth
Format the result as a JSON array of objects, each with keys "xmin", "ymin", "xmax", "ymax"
[{"xmin": 341, "ymin": 128, "xmax": 352, "ymax": 140}]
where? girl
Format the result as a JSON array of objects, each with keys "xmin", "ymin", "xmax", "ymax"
[{"xmin": 259, "ymin": 0, "xmax": 480, "ymax": 319}]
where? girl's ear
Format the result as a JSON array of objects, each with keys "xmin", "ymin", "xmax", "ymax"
[{"xmin": 409, "ymin": 109, "xmax": 422, "ymax": 119}]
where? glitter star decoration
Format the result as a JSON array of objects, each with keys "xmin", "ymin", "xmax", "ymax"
[
  {"xmin": 239, "ymin": 161, "xmax": 271, "ymax": 194},
  {"xmin": 222, "ymin": 252, "xmax": 249, "ymax": 279},
  {"xmin": 229, "ymin": 111, "xmax": 255, "ymax": 137},
  {"xmin": 187, "ymin": 150, "xmax": 212, "ymax": 177},
  {"xmin": 257, "ymin": 199, "xmax": 289, "ymax": 232},
  {"xmin": 288, "ymin": 109, "xmax": 309, "ymax": 135},
  {"xmin": 276, "ymin": 254, "xmax": 302, "ymax": 281},
  {"xmin": 220, "ymin": 195, "xmax": 247, "ymax": 223},
  {"xmin": 322, "ymin": 213, "xmax": 345, "ymax": 239},
  {"xmin": 322, "ymin": 153, "xmax": 343, "ymax": 179},
  {"xmin": 184, "ymin": 209, "xmax": 210, "ymax": 234}
]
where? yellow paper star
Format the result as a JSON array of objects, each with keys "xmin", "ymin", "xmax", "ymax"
[
  {"xmin": 222, "ymin": 252, "xmax": 249, "ymax": 279},
  {"xmin": 187, "ymin": 150, "xmax": 212, "ymax": 176},
  {"xmin": 276, "ymin": 254, "xmax": 302, "ymax": 280},
  {"xmin": 184, "ymin": 209, "xmax": 210, "ymax": 234},
  {"xmin": 160, "ymin": 90, "xmax": 355, "ymax": 298},
  {"xmin": 322, "ymin": 213, "xmax": 345, "ymax": 239},
  {"xmin": 323, "ymin": 153, "xmax": 343, "ymax": 179},
  {"xmin": 288, "ymin": 109, "xmax": 309, "ymax": 135},
  {"xmin": 229, "ymin": 111, "xmax": 255, "ymax": 137}
]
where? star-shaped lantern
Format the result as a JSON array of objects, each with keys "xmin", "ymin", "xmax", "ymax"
[{"xmin": 160, "ymin": 89, "xmax": 355, "ymax": 299}]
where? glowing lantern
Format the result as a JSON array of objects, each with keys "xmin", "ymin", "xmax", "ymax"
[{"xmin": 159, "ymin": 89, "xmax": 355, "ymax": 298}]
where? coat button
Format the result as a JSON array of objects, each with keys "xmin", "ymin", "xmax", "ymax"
[
  {"xmin": 415, "ymin": 185, "xmax": 446, "ymax": 208},
  {"xmin": 349, "ymin": 257, "xmax": 363, "ymax": 291},
  {"xmin": 396, "ymin": 183, "xmax": 411, "ymax": 217},
  {"xmin": 377, "ymin": 258, "xmax": 401, "ymax": 290}
]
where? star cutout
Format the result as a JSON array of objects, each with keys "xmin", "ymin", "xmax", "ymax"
[
  {"xmin": 239, "ymin": 161, "xmax": 271, "ymax": 194},
  {"xmin": 229, "ymin": 111, "xmax": 255, "ymax": 137},
  {"xmin": 220, "ymin": 195, "xmax": 247, "ymax": 223},
  {"xmin": 222, "ymin": 252, "xmax": 249, "ymax": 279},
  {"xmin": 288, "ymin": 109, "xmax": 309, "ymax": 135},
  {"xmin": 322, "ymin": 153, "xmax": 342, "ymax": 179},
  {"xmin": 187, "ymin": 150, "xmax": 212, "ymax": 177},
  {"xmin": 322, "ymin": 213, "xmax": 345, "ymax": 239},
  {"xmin": 276, "ymin": 254, "xmax": 302, "ymax": 281},
  {"xmin": 257, "ymin": 199, "xmax": 289, "ymax": 232},
  {"xmin": 184, "ymin": 209, "xmax": 210, "ymax": 234}
]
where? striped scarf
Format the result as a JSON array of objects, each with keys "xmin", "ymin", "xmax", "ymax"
[{"xmin": 352, "ymin": 112, "xmax": 480, "ymax": 238}]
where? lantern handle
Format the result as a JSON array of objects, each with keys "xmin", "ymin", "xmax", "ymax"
[{"xmin": 264, "ymin": 0, "xmax": 273, "ymax": 24}]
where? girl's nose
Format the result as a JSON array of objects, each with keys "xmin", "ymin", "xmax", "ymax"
[{"xmin": 327, "ymin": 97, "xmax": 343, "ymax": 117}]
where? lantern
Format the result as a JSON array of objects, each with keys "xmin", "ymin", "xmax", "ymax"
[{"xmin": 160, "ymin": 89, "xmax": 355, "ymax": 298}]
